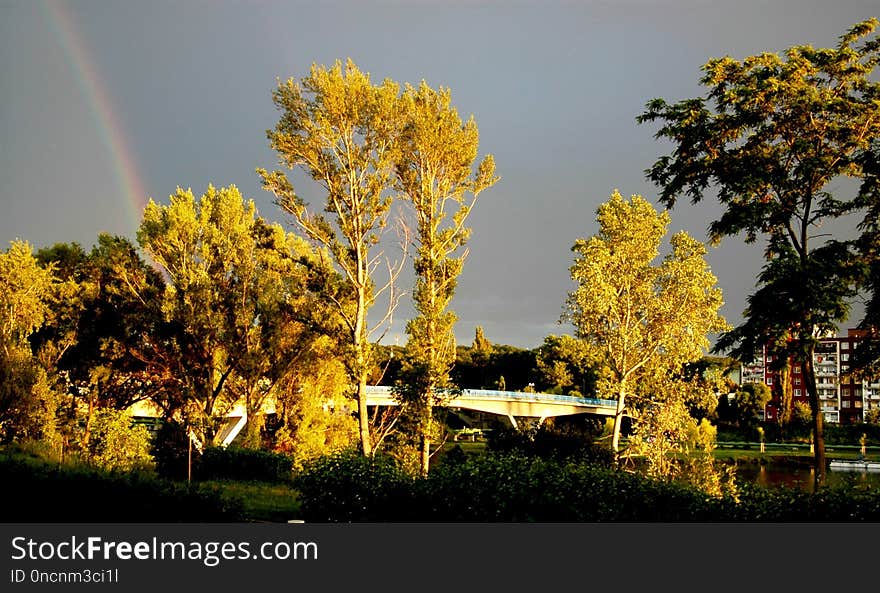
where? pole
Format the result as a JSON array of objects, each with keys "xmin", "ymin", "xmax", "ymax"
[{"xmin": 188, "ymin": 432, "xmax": 192, "ymax": 483}]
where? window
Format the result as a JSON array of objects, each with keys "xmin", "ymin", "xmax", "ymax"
[
  {"xmin": 766, "ymin": 377, "xmax": 773, "ymax": 386},
  {"xmin": 841, "ymin": 342, "xmax": 849, "ymax": 350},
  {"xmin": 794, "ymin": 367, "xmax": 801, "ymax": 374},
  {"xmin": 794, "ymin": 377, "xmax": 801, "ymax": 385},
  {"xmin": 795, "ymin": 389, "xmax": 802, "ymax": 396},
  {"xmin": 842, "ymin": 400, "xmax": 851, "ymax": 408},
  {"xmin": 842, "ymin": 353, "xmax": 849, "ymax": 361},
  {"xmin": 855, "ymin": 400, "xmax": 863, "ymax": 408}
]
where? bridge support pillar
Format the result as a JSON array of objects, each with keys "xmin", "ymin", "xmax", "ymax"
[{"xmin": 506, "ymin": 414, "xmax": 518, "ymax": 430}]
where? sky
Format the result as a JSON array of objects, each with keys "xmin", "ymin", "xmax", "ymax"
[{"xmin": 1, "ymin": 0, "xmax": 877, "ymax": 350}]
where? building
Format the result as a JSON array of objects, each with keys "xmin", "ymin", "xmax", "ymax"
[{"xmin": 738, "ymin": 329, "xmax": 880, "ymax": 424}]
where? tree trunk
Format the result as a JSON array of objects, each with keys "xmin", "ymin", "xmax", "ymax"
[
  {"xmin": 802, "ymin": 347, "xmax": 826, "ymax": 487},
  {"xmin": 356, "ymin": 374, "xmax": 372, "ymax": 457},
  {"xmin": 420, "ymin": 433, "xmax": 431, "ymax": 478},
  {"xmin": 611, "ymin": 385, "xmax": 627, "ymax": 460}
]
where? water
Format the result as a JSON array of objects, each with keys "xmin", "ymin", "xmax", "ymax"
[{"xmin": 735, "ymin": 464, "xmax": 880, "ymax": 492}]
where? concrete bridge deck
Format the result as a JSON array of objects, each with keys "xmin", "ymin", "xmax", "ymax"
[{"xmin": 365, "ymin": 385, "xmax": 616, "ymax": 428}]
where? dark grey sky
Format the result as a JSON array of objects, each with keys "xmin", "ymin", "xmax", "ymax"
[{"xmin": 1, "ymin": 0, "xmax": 876, "ymax": 349}]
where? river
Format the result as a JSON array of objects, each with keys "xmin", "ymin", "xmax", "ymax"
[{"xmin": 735, "ymin": 464, "xmax": 880, "ymax": 492}]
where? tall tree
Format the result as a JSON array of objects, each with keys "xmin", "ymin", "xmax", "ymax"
[
  {"xmin": 259, "ymin": 59, "xmax": 404, "ymax": 456},
  {"xmin": 852, "ymin": 139, "xmax": 880, "ymax": 378},
  {"xmin": 564, "ymin": 191, "xmax": 728, "ymax": 459},
  {"xmin": 638, "ymin": 19, "xmax": 880, "ymax": 484},
  {"xmin": 393, "ymin": 81, "xmax": 497, "ymax": 475}
]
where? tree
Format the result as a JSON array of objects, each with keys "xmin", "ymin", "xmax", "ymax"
[
  {"xmin": 733, "ymin": 382, "xmax": 773, "ymax": 430},
  {"xmin": 535, "ymin": 334, "xmax": 595, "ymax": 395},
  {"xmin": 564, "ymin": 191, "xmax": 729, "ymax": 459},
  {"xmin": 0, "ymin": 240, "xmax": 60, "ymax": 444},
  {"xmin": 35, "ymin": 234, "xmax": 169, "ymax": 450},
  {"xmin": 393, "ymin": 80, "xmax": 497, "ymax": 475},
  {"xmin": 138, "ymin": 184, "xmax": 331, "ymax": 445},
  {"xmin": 638, "ymin": 19, "xmax": 880, "ymax": 485},
  {"xmin": 852, "ymin": 139, "xmax": 880, "ymax": 377},
  {"xmin": 259, "ymin": 59, "xmax": 404, "ymax": 456}
]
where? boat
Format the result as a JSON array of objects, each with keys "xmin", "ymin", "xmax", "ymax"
[{"xmin": 829, "ymin": 459, "xmax": 880, "ymax": 472}]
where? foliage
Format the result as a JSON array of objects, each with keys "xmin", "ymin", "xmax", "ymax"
[
  {"xmin": 0, "ymin": 240, "xmax": 56, "ymax": 349},
  {"xmin": 564, "ymin": 191, "xmax": 729, "ymax": 457},
  {"xmin": 0, "ymin": 241, "xmax": 63, "ymax": 445},
  {"xmin": 293, "ymin": 449, "xmax": 880, "ymax": 522},
  {"xmin": 535, "ymin": 334, "xmax": 596, "ymax": 395},
  {"xmin": 260, "ymin": 59, "xmax": 404, "ymax": 456},
  {"xmin": 393, "ymin": 79, "xmax": 497, "ymax": 475},
  {"xmin": 639, "ymin": 18, "xmax": 880, "ymax": 485},
  {"xmin": 198, "ymin": 446, "xmax": 293, "ymax": 483},
  {"xmin": 269, "ymin": 342, "xmax": 358, "ymax": 470},
  {"xmin": 139, "ymin": 184, "xmax": 335, "ymax": 445},
  {"xmin": 717, "ymin": 382, "xmax": 772, "ymax": 430},
  {"xmin": 0, "ymin": 448, "xmax": 243, "ymax": 522},
  {"xmin": 453, "ymin": 338, "xmax": 538, "ymax": 391},
  {"xmin": 486, "ymin": 419, "xmax": 613, "ymax": 466},
  {"xmin": 86, "ymin": 408, "xmax": 154, "ymax": 472},
  {"xmin": 35, "ymin": 234, "xmax": 168, "ymax": 414},
  {"xmin": 293, "ymin": 449, "xmax": 415, "ymax": 522},
  {"xmin": 853, "ymin": 139, "xmax": 880, "ymax": 375}
]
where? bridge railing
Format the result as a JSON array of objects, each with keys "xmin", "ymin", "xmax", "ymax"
[{"xmin": 364, "ymin": 385, "xmax": 616, "ymax": 409}]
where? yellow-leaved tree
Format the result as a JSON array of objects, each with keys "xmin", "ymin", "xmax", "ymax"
[
  {"xmin": 259, "ymin": 60, "xmax": 404, "ymax": 456},
  {"xmin": 564, "ymin": 191, "xmax": 729, "ymax": 466}
]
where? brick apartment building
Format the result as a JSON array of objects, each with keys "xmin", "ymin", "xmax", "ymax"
[{"xmin": 739, "ymin": 329, "xmax": 880, "ymax": 424}]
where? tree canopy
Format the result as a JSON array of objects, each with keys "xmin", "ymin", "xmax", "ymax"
[
  {"xmin": 564, "ymin": 191, "xmax": 728, "ymax": 457},
  {"xmin": 638, "ymin": 18, "xmax": 880, "ymax": 483}
]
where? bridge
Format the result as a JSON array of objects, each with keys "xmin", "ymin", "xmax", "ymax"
[
  {"xmin": 364, "ymin": 385, "xmax": 616, "ymax": 429},
  {"xmin": 129, "ymin": 386, "xmax": 617, "ymax": 446}
]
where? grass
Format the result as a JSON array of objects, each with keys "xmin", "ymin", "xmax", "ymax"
[{"xmin": 204, "ymin": 480, "xmax": 301, "ymax": 522}]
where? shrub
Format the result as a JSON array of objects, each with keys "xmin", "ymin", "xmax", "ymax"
[
  {"xmin": 486, "ymin": 424, "xmax": 614, "ymax": 467},
  {"xmin": 0, "ymin": 452, "xmax": 243, "ymax": 522},
  {"xmin": 88, "ymin": 408, "xmax": 155, "ymax": 472},
  {"xmin": 293, "ymin": 449, "xmax": 415, "ymax": 522}
]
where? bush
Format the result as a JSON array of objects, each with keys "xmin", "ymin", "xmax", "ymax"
[
  {"xmin": 293, "ymin": 449, "xmax": 415, "ymax": 522},
  {"xmin": 421, "ymin": 452, "xmax": 719, "ymax": 521},
  {"xmin": 198, "ymin": 446, "xmax": 294, "ymax": 483},
  {"xmin": 486, "ymin": 423, "xmax": 614, "ymax": 467},
  {"xmin": 294, "ymin": 450, "xmax": 719, "ymax": 521},
  {"xmin": 88, "ymin": 409, "xmax": 154, "ymax": 472},
  {"xmin": 293, "ymin": 449, "xmax": 880, "ymax": 522},
  {"xmin": 0, "ymin": 452, "xmax": 243, "ymax": 522}
]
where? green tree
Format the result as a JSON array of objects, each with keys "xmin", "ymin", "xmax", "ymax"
[
  {"xmin": 35, "ymin": 234, "xmax": 169, "ymax": 450},
  {"xmin": 638, "ymin": 19, "xmax": 880, "ymax": 485},
  {"xmin": 138, "ymin": 184, "xmax": 329, "ymax": 445},
  {"xmin": 0, "ymin": 241, "xmax": 60, "ymax": 444},
  {"xmin": 733, "ymin": 382, "xmax": 773, "ymax": 430},
  {"xmin": 535, "ymin": 334, "xmax": 595, "ymax": 395},
  {"xmin": 852, "ymin": 140, "xmax": 880, "ymax": 377},
  {"xmin": 393, "ymin": 80, "xmax": 497, "ymax": 475},
  {"xmin": 259, "ymin": 59, "xmax": 403, "ymax": 456},
  {"xmin": 564, "ymin": 191, "xmax": 729, "ymax": 459}
]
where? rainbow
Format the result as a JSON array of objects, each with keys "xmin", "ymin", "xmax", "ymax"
[{"xmin": 41, "ymin": 0, "xmax": 149, "ymax": 239}]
